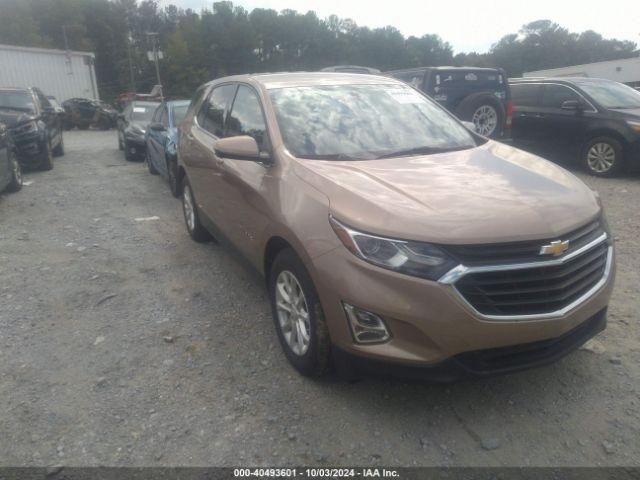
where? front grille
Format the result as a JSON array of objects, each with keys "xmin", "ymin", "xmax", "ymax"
[
  {"xmin": 445, "ymin": 218, "xmax": 603, "ymax": 265},
  {"xmin": 455, "ymin": 241, "xmax": 609, "ymax": 316}
]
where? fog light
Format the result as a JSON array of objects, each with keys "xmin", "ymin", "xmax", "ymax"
[{"xmin": 343, "ymin": 303, "xmax": 391, "ymax": 344}]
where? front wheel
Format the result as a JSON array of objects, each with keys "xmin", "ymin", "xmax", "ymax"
[
  {"xmin": 6, "ymin": 150, "xmax": 23, "ymax": 192},
  {"xmin": 146, "ymin": 150, "xmax": 159, "ymax": 175},
  {"xmin": 52, "ymin": 134, "xmax": 64, "ymax": 157},
  {"xmin": 39, "ymin": 141, "xmax": 53, "ymax": 171},
  {"xmin": 583, "ymin": 136, "xmax": 624, "ymax": 177},
  {"xmin": 268, "ymin": 248, "xmax": 331, "ymax": 377}
]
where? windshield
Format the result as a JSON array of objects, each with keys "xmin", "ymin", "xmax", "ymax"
[
  {"xmin": 577, "ymin": 81, "xmax": 640, "ymax": 109},
  {"xmin": 48, "ymin": 98, "xmax": 61, "ymax": 109},
  {"xmin": 269, "ymin": 84, "xmax": 477, "ymax": 159},
  {"xmin": 0, "ymin": 90, "xmax": 35, "ymax": 113},
  {"xmin": 172, "ymin": 104, "xmax": 189, "ymax": 125},
  {"xmin": 131, "ymin": 104, "xmax": 158, "ymax": 122}
]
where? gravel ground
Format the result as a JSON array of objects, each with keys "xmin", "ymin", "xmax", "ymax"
[{"xmin": 0, "ymin": 130, "xmax": 638, "ymax": 467}]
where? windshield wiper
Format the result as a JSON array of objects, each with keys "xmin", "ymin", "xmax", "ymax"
[
  {"xmin": 297, "ymin": 153, "xmax": 371, "ymax": 161},
  {"xmin": 375, "ymin": 145, "xmax": 472, "ymax": 159}
]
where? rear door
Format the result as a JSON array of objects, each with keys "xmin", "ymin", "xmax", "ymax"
[
  {"xmin": 182, "ymin": 83, "xmax": 237, "ymax": 226},
  {"xmin": 509, "ymin": 83, "xmax": 545, "ymax": 146}
]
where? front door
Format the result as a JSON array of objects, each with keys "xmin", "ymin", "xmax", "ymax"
[
  {"xmin": 510, "ymin": 83, "xmax": 545, "ymax": 149},
  {"xmin": 213, "ymin": 84, "xmax": 273, "ymax": 265}
]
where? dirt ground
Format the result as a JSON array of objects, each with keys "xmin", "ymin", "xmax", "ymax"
[{"xmin": 0, "ymin": 130, "xmax": 638, "ymax": 467}]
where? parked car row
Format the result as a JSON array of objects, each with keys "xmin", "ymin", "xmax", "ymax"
[{"xmin": 124, "ymin": 72, "xmax": 614, "ymax": 381}]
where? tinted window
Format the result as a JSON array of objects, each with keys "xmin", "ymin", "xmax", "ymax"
[
  {"xmin": 435, "ymin": 71, "xmax": 502, "ymax": 85},
  {"xmin": 0, "ymin": 90, "xmax": 35, "ymax": 112},
  {"xmin": 131, "ymin": 103, "xmax": 158, "ymax": 121},
  {"xmin": 172, "ymin": 104, "xmax": 189, "ymax": 126},
  {"xmin": 510, "ymin": 84, "xmax": 542, "ymax": 107},
  {"xmin": 576, "ymin": 80, "xmax": 640, "ymax": 109},
  {"xmin": 198, "ymin": 84, "xmax": 236, "ymax": 137},
  {"xmin": 542, "ymin": 84, "xmax": 580, "ymax": 108},
  {"xmin": 269, "ymin": 83, "xmax": 476, "ymax": 159},
  {"xmin": 226, "ymin": 85, "xmax": 267, "ymax": 149},
  {"xmin": 391, "ymin": 72, "xmax": 424, "ymax": 89},
  {"xmin": 160, "ymin": 107, "xmax": 169, "ymax": 127}
]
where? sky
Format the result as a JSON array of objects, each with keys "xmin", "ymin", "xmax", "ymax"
[{"xmin": 162, "ymin": 0, "xmax": 640, "ymax": 53}]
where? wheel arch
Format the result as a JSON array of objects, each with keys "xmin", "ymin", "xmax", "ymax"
[{"xmin": 263, "ymin": 236, "xmax": 295, "ymax": 281}]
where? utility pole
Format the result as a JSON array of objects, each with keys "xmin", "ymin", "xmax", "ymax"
[
  {"xmin": 146, "ymin": 32, "xmax": 163, "ymax": 101},
  {"xmin": 126, "ymin": 35, "xmax": 136, "ymax": 93},
  {"xmin": 61, "ymin": 25, "xmax": 73, "ymax": 74}
]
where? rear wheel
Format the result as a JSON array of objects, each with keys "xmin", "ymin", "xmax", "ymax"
[
  {"xmin": 456, "ymin": 95, "xmax": 504, "ymax": 138},
  {"xmin": 124, "ymin": 141, "xmax": 135, "ymax": 162},
  {"xmin": 6, "ymin": 150, "xmax": 23, "ymax": 192},
  {"xmin": 268, "ymin": 248, "xmax": 331, "ymax": 377},
  {"xmin": 583, "ymin": 136, "xmax": 624, "ymax": 177},
  {"xmin": 181, "ymin": 177, "xmax": 210, "ymax": 242}
]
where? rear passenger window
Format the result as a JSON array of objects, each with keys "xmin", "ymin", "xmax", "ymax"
[
  {"xmin": 542, "ymin": 84, "xmax": 580, "ymax": 109},
  {"xmin": 198, "ymin": 84, "xmax": 236, "ymax": 137},
  {"xmin": 510, "ymin": 84, "xmax": 542, "ymax": 107},
  {"xmin": 226, "ymin": 85, "xmax": 268, "ymax": 149}
]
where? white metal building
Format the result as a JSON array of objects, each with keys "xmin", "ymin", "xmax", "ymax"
[
  {"xmin": 0, "ymin": 44, "xmax": 99, "ymax": 102},
  {"xmin": 524, "ymin": 56, "xmax": 640, "ymax": 88}
]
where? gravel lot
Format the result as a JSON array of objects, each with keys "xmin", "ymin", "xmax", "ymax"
[{"xmin": 0, "ymin": 130, "xmax": 638, "ymax": 467}]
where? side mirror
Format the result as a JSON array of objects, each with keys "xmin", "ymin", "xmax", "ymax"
[
  {"xmin": 214, "ymin": 135, "xmax": 263, "ymax": 161},
  {"xmin": 561, "ymin": 100, "xmax": 582, "ymax": 111},
  {"xmin": 149, "ymin": 122, "xmax": 166, "ymax": 132},
  {"xmin": 461, "ymin": 121, "xmax": 476, "ymax": 132}
]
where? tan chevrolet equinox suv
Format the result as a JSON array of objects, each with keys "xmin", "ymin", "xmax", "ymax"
[{"xmin": 177, "ymin": 73, "xmax": 615, "ymax": 381}]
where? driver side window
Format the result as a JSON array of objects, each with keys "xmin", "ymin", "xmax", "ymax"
[{"xmin": 225, "ymin": 85, "xmax": 268, "ymax": 150}]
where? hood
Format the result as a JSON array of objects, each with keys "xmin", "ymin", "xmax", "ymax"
[
  {"xmin": 609, "ymin": 107, "xmax": 640, "ymax": 119},
  {"xmin": 129, "ymin": 120, "xmax": 148, "ymax": 132},
  {"xmin": 0, "ymin": 109, "xmax": 36, "ymax": 128},
  {"xmin": 292, "ymin": 141, "xmax": 600, "ymax": 245}
]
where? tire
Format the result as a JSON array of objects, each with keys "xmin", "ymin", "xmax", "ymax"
[
  {"xmin": 146, "ymin": 149, "xmax": 159, "ymax": 175},
  {"xmin": 268, "ymin": 248, "xmax": 331, "ymax": 377},
  {"xmin": 118, "ymin": 131, "xmax": 124, "ymax": 151},
  {"xmin": 39, "ymin": 141, "xmax": 54, "ymax": 171},
  {"xmin": 582, "ymin": 136, "xmax": 624, "ymax": 177},
  {"xmin": 6, "ymin": 150, "xmax": 23, "ymax": 193},
  {"xmin": 181, "ymin": 177, "xmax": 210, "ymax": 242},
  {"xmin": 124, "ymin": 141, "xmax": 135, "ymax": 162},
  {"xmin": 167, "ymin": 156, "xmax": 180, "ymax": 198},
  {"xmin": 456, "ymin": 94, "xmax": 504, "ymax": 138},
  {"xmin": 52, "ymin": 134, "xmax": 64, "ymax": 157}
]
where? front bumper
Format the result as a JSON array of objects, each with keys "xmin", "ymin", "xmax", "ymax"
[
  {"xmin": 311, "ymin": 242, "xmax": 615, "ymax": 371},
  {"xmin": 12, "ymin": 131, "xmax": 45, "ymax": 163},
  {"xmin": 124, "ymin": 133, "xmax": 146, "ymax": 155},
  {"xmin": 334, "ymin": 307, "xmax": 607, "ymax": 381}
]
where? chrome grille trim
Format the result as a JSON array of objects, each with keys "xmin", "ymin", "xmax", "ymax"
[{"xmin": 438, "ymin": 234, "xmax": 612, "ymax": 321}]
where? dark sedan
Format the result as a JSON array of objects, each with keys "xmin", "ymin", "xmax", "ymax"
[
  {"xmin": 117, "ymin": 101, "xmax": 160, "ymax": 161},
  {"xmin": 510, "ymin": 77, "xmax": 640, "ymax": 176}
]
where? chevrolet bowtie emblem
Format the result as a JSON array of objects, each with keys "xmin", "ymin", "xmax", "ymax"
[{"xmin": 540, "ymin": 240, "xmax": 570, "ymax": 256}]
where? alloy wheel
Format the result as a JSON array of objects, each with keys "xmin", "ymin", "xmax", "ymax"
[
  {"xmin": 183, "ymin": 185, "xmax": 196, "ymax": 232},
  {"xmin": 587, "ymin": 142, "xmax": 616, "ymax": 173},
  {"xmin": 472, "ymin": 105, "xmax": 498, "ymax": 136},
  {"xmin": 275, "ymin": 270, "xmax": 311, "ymax": 356}
]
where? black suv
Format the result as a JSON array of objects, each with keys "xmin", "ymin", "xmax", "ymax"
[
  {"xmin": 510, "ymin": 77, "xmax": 640, "ymax": 176},
  {"xmin": 386, "ymin": 67, "xmax": 512, "ymax": 138},
  {"xmin": 0, "ymin": 87, "xmax": 64, "ymax": 170},
  {"xmin": 116, "ymin": 101, "xmax": 159, "ymax": 161}
]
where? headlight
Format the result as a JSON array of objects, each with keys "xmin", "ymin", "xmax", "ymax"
[
  {"xmin": 626, "ymin": 120, "xmax": 640, "ymax": 133},
  {"xmin": 329, "ymin": 216, "xmax": 457, "ymax": 281}
]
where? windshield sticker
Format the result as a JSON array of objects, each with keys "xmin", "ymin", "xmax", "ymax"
[
  {"xmin": 386, "ymin": 89, "xmax": 423, "ymax": 104},
  {"xmin": 133, "ymin": 107, "xmax": 147, "ymax": 113}
]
